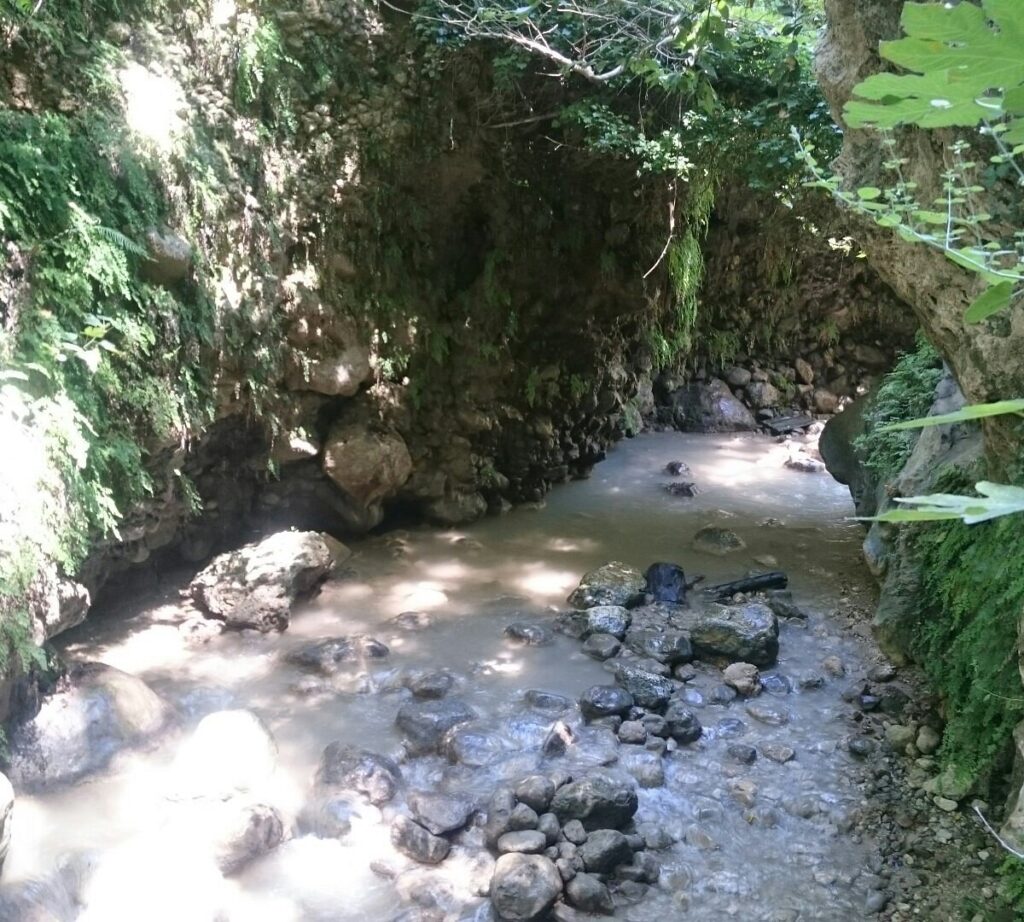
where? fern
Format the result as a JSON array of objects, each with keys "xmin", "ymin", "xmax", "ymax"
[{"xmin": 94, "ymin": 224, "xmax": 148, "ymax": 258}]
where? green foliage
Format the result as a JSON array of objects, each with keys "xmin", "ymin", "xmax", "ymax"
[
  {"xmin": 853, "ymin": 338, "xmax": 943, "ymax": 482},
  {"xmin": 235, "ymin": 19, "xmax": 298, "ymax": 134},
  {"xmin": 909, "ymin": 501, "xmax": 1024, "ymax": 787}
]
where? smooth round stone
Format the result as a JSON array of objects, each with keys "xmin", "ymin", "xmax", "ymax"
[
  {"xmin": 498, "ymin": 830, "xmax": 549, "ymax": 854},
  {"xmin": 714, "ymin": 717, "xmax": 747, "ymax": 738},
  {"xmin": 582, "ymin": 633, "xmax": 621, "ymax": 660},
  {"xmin": 505, "ymin": 622, "xmax": 554, "ymax": 646},
  {"xmin": 727, "ymin": 743, "xmax": 757, "ymax": 765},
  {"xmin": 761, "ymin": 673, "xmax": 792, "ymax": 695},
  {"xmin": 579, "ymin": 685, "xmax": 634, "ymax": 720}
]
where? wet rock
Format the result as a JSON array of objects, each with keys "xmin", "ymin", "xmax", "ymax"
[
  {"xmin": 885, "ymin": 724, "xmax": 916, "ymax": 751},
  {"xmin": 538, "ymin": 812, "xmax": 560, "ymax": 844},
  {"xmin": 745, "ymin": 703, "xmax": 790, "ymax": 726},
  {"xmin": 584, "ymin": 606, "xmax": 631, "ymax": 639},
  {"xmin": 562, "ymin": 820, "xmax": 587, "ymax": 845},
  {"xmin": 623, "ymin": 628, "xmax": 692, "ymax": 665},
  {"xmin": 727, "ymin": 743, "xmax": 757, "ymax": 764},
  {"xmin": 713, "ymin": 717, "xmax": 747, "ymax": 738},
  {"xmin": 822, "ymin": 655, "xmax": 846, "ymax": 678},
  {"xmin": 490, "ymin": 853, "xmax": 563, "ymax": 921},
  {"xmin": 618, "ymin": 721, "xmax": 647, "ymax": 744},
  {"xmin": 616, "ymin": 851, "xmax": 660, "ymax": 884},
  {"xmin": 663, "ymin": 702, "xmax": 703, "ymax": 744},
  {"xmin": 798, "ymin": 673, "xmax": 825, "ymax": 690},
  {"xmin": 210, "ymin": 802, "xmax": 285, "ymax": 874},
  {"xmin": 396, "ymin": 699, "xmax": 476, "ymax": 754},
  {"xmin": 0, "ymin": 773, "xmax": 12, "ymax": 874},
  {"xmin": 509, "ymin": 803, "xmax": 541, "ymax": 831},
  {"xmin": 763, "ymin": 590, "xmax": 808, "ymax": 621},
  {"xmin": 708, "ymin": 684, "xmax": 737, "ymax": 705},
  {"xmin": 760, "ymin": 673, "xmax": 792, "ymax": 695},
  {"xmin": 404, "ymin": 670, "xmax": 455, "ymax": 700},
  {"xmin": 566, "ymin": 873, "xmax": 614, "ymax": 914},
  {"xmin": 505, "ymin": 622, "xmax": 554, "ymax": 646},
  {"xmin": 444, "ymin": 726, "xmax": 507, "ymax": 767},
  {"xmin": 286, "ymin": 635, "xmax": 389, "ymax": 674},
  {"xmin": 621, "ymin": 750, "xmax": 665, "ymax": 788},
  {"xmin": 612, "ymin": 663, "xmax": 675, "ymax": 710},
  {"xmin": 664, "ymin": 480, "xmax": 700, "ymax": 498},
  {"xmin": 868, "ymin": 662, "xmax": 898, "ymax": 683},
  {"xmin": 516, "ymin": 775, "xmax": 556, "ymax": 813},
  {"xmin": 550, "ymin": 774, "xmax": 638, "ymax": 830},
  {"xmin": 541, "ymin": 721, "xmax": 575, "ymax": 758},
  {"xmin": 316, "ymin": 743, "xmax": 402, "ymax": 805},
  {"xmin": 6, "ymin": 662, "xmax": 172, "ymax": 791},
  {"xmin": 390, "ymin": 611, "xmax": 433, "ymax": 631},
  {"xmin": 692, "ymin": 525, "xmax": 746, "ymax": 556},
  {"xmin": 665, "ymin": 461, "xmax": 692, "ymax": 476},
  {"xmin": 671, "ymin": 378, "xmax": 758, "ymax": 432},
  {"xmin": 300, "ymin": 791, "xmax": 380, "ymax": 838},
  {"xmin": 322, "ymin": 422, "xmax": 413, "ymax": 530},
  {"xmin": 524, "ymin": 690, "xmax": 573, "ymax": 713},
  {"xmin": 847, "ymin": 737, "xmax": 875, "ymax": 758},
  {"xmin": 637, "ymin": 823, "xmax": 675, "ymax": 851},
  {"xmin": 579, "ymin": 686, "xmax": 633, "ymax": 720},
  {"xmin": 169, "ymin": 709, "xmax": 277, "ymax": 800},
  {"xmin": 578, "ymin": 829, "xmax": 631, "ymax": 873},
  {"xmin": 189, "ymin": 530, "xmax": 347, "ymax": 632},
  {"xmin": 785, "ymin": 455, "xmax": 826, "ymax": 474},
  {"xmin": 762, "ymin": 743, "xmax": 796, "ymax": 764},
  {"xmin": 498, "ymin": 830, "xmax": 549, "ymax": 854},
  {"xmin": 687, "ymin": 602, "xmax": 779, "ymax": 667},
  {"xmin": 409, "ymin": 791, "xmax": 474, "ymax": 835},
  {"xmin": 683, "ymin": 826, "xmax": 717, "ymax": 849},
  {"xmin": 567, "ymin": 562, "xmax": 646, "ymax": 610},
  {"xmin": 916, "ymin": 725, "xmax": 941, "ymax": 755},
  {"xmin": 723, "ymin": 662, "xmax": 761, "ymax": 696},
  {"xmin": 391, "ymin": 815, "xmax": 450, "ymax": 865},
  {"xmin": 582, "ymin": 634, "xmax": 621, "ymax": 660}
]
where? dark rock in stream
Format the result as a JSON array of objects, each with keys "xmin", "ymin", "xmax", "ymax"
[
  {"xmin": 686, "ymin": 602, "xmax": 780, "ymax": 667},
  {"xmin": 396, "ymin": 699, "xmax": 477, "ymax": 754},
  {"xmin": 315, "ymin": 743, "xmax": 402, "ymax": 805},
  {"xmin": 504, "ymin": 622, "xmax": 554, "ymax": 646},
  {"xmin": 498, "ymin": 830, "xmax": 548, "ymax": 854},
  {"xmin": 391, "ymin": 815, "xmax": 450, "ymax": 865},
  {"xmin": 404, "ymin": 670, "xmax": 455, "ymax": 699},
  {"xmin": 584, "ymin": 606, "xmax": 631, "ymax": 639},
  {"xmin": 663, "ymin": 702, "xmax": 703, "ymax": 744},
  {"xmin": 612, "ymin": 663, "xmax": 676, "ymax": 711},
  {"xmin": 582, "ymin": 633, "xmax": 621, "ymax": 660},
  {"xmin": 579, "ymin": 686, "xmax": 634, "ymax": 720},
  {"xmin": 623, "ymin": 628, "xmax": 693, "ymax": 665},
  {"xmin": 286, "ymin": 635, "xmax": 389, "ymax": 674},
  {"xmin": 523, "ymin": 690, "xmax": 573, "ymax": 713},
  {"xmin": 664, "ymin": 460, "xmax": 692, "ymax": 477},
  {"xmin": 566, "ymin": 872, "xmax": 614, "ymax": 914},
  {"xmin": 567, "ymin": 562, "xmax": 646, "ymax": 610},
  {"xmin": 408, "ymin": 791, "xmax": 474, "ymax": 835},
  {"xmin": 550, "ymin": 774, "xmax": 638, "ymax": 831},
  {"xmin": 515, "ymin": 775, "xmax": 556, "ymax": 813}
]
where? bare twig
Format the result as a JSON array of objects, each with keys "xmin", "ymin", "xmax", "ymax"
[{"xmin": 974, "ymin": 804, "xmax": 1024, "ymax": 861}]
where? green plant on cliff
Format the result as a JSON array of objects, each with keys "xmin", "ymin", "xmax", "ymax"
[
  {"xmin": 798, "ymin": 0, "xmax": 1024, "ymax": 524},
  {"xmin": 853, "ymin": 337, "xmax": 943, "ymax": 482}
]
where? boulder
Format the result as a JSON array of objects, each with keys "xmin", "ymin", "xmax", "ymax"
[
  {"xmin": 284, "ymin": 345, "xmax": 371, "ymax": 397},
  {"xmin": 795, "ymin": 357, "xmax": 815, "ymax": 385},
  {"xmin": 579, "ymin": 686, "xmax": 633, "ymax": 720},
  {"xmin": 746, "ymin": 381, "xmax": 781, "ymax": 409},
  {"xmin": 584, "ymin": 605, "xmax": 631, "ymax": 639},
  {"xmin": 408, "ymin": 791, "xmax": 474, "ymax": 835},
  {"xmin": 515, "ymin": 775, "xmax": 556, "ymax": 813},
  {"xmin": 497, "ymin": 830, "xmax": 548, "ymax": 854},
  {"xmin": 565, "ymin": 872, "xmax": 614, "ymax": 914},
  {"xmin": 550, "ymin": 773, "xmax": 638, "ymax": 831},
  {"xmin": 285, "ymin": 635, "xmax": 389, "ymax": 674},
  {"xmin": 315, "ymin": 743, "xmax": 402, "ymax": 805},
  {"xmin": 623, "ymin": 628, "xmax": 692, "ymax": 665},
  {"xmin": 189, "ymin": 530, "xmax": 348, "ymax": 632},
  {"xmin": 6, "ymin": 662, "xmax": 171, "ymax": 790},
  {"xmin": 207, "ymin": 802, "xmax": 285, "ymax": 874},
  {"xmin": 670, "ymin": 378, "xmax": 757, "ymax": 432},
  {"xmin": 504, "ymin": 622, "xmax": 554, "ymax": 646},
  {"xmin": 578, "ymin": 829, "xmax": 632, "ymax": 873},
  {"xmin": 722, "ymin": 663, "xmax": 761, "ymax": 697},
  {"xmin": 687, "ymin": 602, "xmax": 780, "ymax": 667},
  {"xmin": 391, "ymin": 815, "xmax": 450, "ymax": 865},
  {"xmin": 663, "ymin": 702, "xmax": 703, "ymax": 744},
  {"xmin": 490, "ymin": 853, "xmax": 563, "ymax": 921},
  {"xmin": 141, "ymin": 227, "xmax": 192, "ymax": 284},
  {"xmin": 322, "ymin": 422, "xmax": 413, "ymax": 529},
  {"xmin": 582, "ymin": 634, "xmax": 621, "ymax": 660},
  {"xmin": 396, "ymin": 698, "xmax": 476, "ymax": 754},
  {"xmin": 568, "ymin": 562, "xmax": 646, "ymax": 610},
  {"xmin": 612, "ymin": 663, "xmax": 675, "ymax": 711}
]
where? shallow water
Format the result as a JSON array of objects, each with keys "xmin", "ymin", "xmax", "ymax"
[{"xmin": 6, "ymin": 432, "xmax": 886, "ymax": 921}]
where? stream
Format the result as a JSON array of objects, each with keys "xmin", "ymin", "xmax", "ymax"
[{"xmin": 3, "ymin": 432, "xmax": 905, "ymax": 921}]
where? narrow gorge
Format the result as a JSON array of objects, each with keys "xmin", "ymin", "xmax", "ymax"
[{"xmin": 1, "ymin": 1, "xmax": 1022, "ymax": 919}]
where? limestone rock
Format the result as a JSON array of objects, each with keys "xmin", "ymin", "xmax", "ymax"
[
  {"xmin": 141, "ymin": 227, "xmax": 192, "ymax": 285},
  {"xmin": 322, "ymin": 422, "xmax": 413, "ymax": 527},
  {"xmin": 285, "ymin": 345, "xmax": 371, "ymax": 397},
  {"xmin": 723, "ymin": 662, "xmax": 761, "ymax": 697},
  {"xmin": 568, "ymin": 562, "xmax": 646, "ymax": 609},
  {"xmin": 189, "ymin": 530, "xmax": 347, "ymax": 632},
  {"xmin": 670, "ymin": 378, "xmax": 757, "ymax": 432}
]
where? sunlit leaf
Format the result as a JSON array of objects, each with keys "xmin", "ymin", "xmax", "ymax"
[
  {"xmin": 880, "ymin": 398, "xmax": 1024, "ymax": 431},
  {"xmin": 964, "ymin": 280, "xmax": 1014, "ymax": 323}
]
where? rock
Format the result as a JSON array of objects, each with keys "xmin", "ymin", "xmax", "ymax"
[
  {"xmin": 169, "ymin": 709, "xmax": 277, "ymax": 800},
  {"xmin": 785, "ymin": 455, "xmax": 826, "ymax": 474},
  {"xmin": 516, "ymin": 775, "xmax": 556, "ymax": 813},
  {"xmin": 664, "ymin": 481, "xmax": 700, "ymax": 497},
  {"xmin": 490, "ymin": 854, "xmax": 563, "ymax": 921},
  {"xmin": 524, "ymin": 690, "xmax": 572, "ymax": 712},
  {"xmin": 613, "ymin": 663, "xmax": 676, "ymax": 710},
  {"xmin": 763, "ymin": 590, "xmax": 808, "ymax": 621},
  {"xmin": 725, "ymin": 366, "xmax": 752, "ymax": 388},
  {"xmin": 723, "ymin": 662, "xmax": 761, "ymax": 696},
  {"xmin": 692, "ymin": 526, "xmax": 746, "ymax": 556},
  {"xmin": 425, "ymin": 491, "xmax": 489, "ymax": 526},
  {"xmin": 390, "ymin": 611, "xmax": 433, "ymax": 631},
  {"xmin": 404, "ymin": 670, "xmax": 455, "ymax": 700},
  {"xmin": 762, "ymin": 743, "xmax": 796, "ymax": 764},
  {"xmin": 142, "ymin": 227, "xmax": 192, "ymax": 284},
  {"xmin": 550, "ymin": 774, "xmax": 638, "ymax": 830},
  {"xmin": 621, "ymin": 750, "xmax": 665, "ymax": 788},
  {"xmin": 761, "ymin": 673, "xmax": 792, "ymax": 695},
  {"xmin": 745, "ymin": 703, "xmax": 790, "ymax": 726},
  {"xmin": 315, "ymin": 743, "xmax": 402, "ymax": 805},
  {"xmin": 579, "ymin": 686, "xmax": 634, "ymax": 720},
  {"xmin": 568, "ymin": 563, "xmax": 646, "ymax": 609},
  {"xmin": 934, "ymin": 796, "xmax": 959, "ymax": 813},
  {"xmin": 285, "ymin": 345, "xmax": 371, "ymax": 397},
  {"xmin": 6, "ymin": 662, "xmax": 171, "ymax": 790},
  {"xmin": 663, "ymin": 702, "xmax": 703, "ymax": 743},
  {"xmin": 618, "ymin": 721, "xmax": 647, "ymax": 745},
  {"xmin": 708, "ymin": 684, "xmax": 737, "ymax": 704},
  {"xmin": 562, "ymin": 820, "xmax": 587, "ymax": 845},
  {"xmin": 538, "ymin": 812, "xmax": 560, "ymax": 844},
  {"xmin": 795, "ymin": 357, "xmax": 814, "ymax": 385},
  {"xmin": 672, "ymin": 378, "xmax": 758, "ymax": 432},
  {"xmin": 687, "ymin": 602, "xmax": 780, "ymax": 667},
  {"xmin": 798, "ymin": 674, "xmax": 825, "ymax": 690},
  {"xmin": 322, "ymin": 422, "xmax": 413, "ymax": 530},
  {"xmin": 916, "ymin": 725, "xmax": 941, "ymax": 755},
  {"xmin": 444, "ymin": 726, "xmax": 507, "ymax": 767},
  {"xmin": 747, "ymin": 381, "xmax": 781, "ymax": 409},
  {"xmin": 396, "ymin": 699, "xmax": 476, "ymax": 754},
  {"xmin": 498, "ymin": 831, "xmax": 549, "ymax": 854},
  {"xmin": 578, "ymin": 829, "xmax": 631, "ymax": 873},
  {"xmin": 727, "ymin": 743, "xmax": 757, "ymax": 764},
  {"xmin": 210, "ymin": 802, "xmax": 285, "ymax": 874},
  {"xmin": 813, "ymin": 388, "xmax": 840, "ymax": 414},
  {"xmin": 408, "ymin": 791, "xmax": 474, "ymax": 835},
  {"xmin": 509, "ymin": 803, "xmax": 540, "ymax": 831},
  {"xmin": 0, "ymin": 772, "xmax": 12, "ymax": 874},
  {"xmin": 584, "ymin": 606, "xmax": 631, "ymax": 639},
  {"xmin": 287, "ymin": 635, "xmax": 389, "ymax": 674},
  {"xmin": 190, "ymin": 531, "xmax": 347, "ymax": 632},
  {"xmin": 582, "ymin": 634, "xmax": 621, "ymax": 660},
  {"xmin": 505, "ymin": 622, "xmax": 554, "ymax": 646},
  {"xmin": 391, "ymin": 815, "xmax": 450, "ymax": 865},
  {"xmin": 623, "ymin": 628, "xmax": 692, "ymax": 665},
  {"xmin": 566, "ymin": 873, "xmax": 614, "ymax": 914},
  {"xmin": 616, "ymin": 852, "xmax": 660, "ymax": 884},
  {"xmin": 847, "ymin": 737, "xmax": 875, "ymax": 758},
  {"xmin": 885, "ymin": 724, "xmax": 916, "ymax": 751},
  {"xmin": 822, "ymin": 655, "xmax": 846, "ymax": 677},
  {"xmin": 664, "ymin": 461, "xmax": 692, "ymax": 476},
  {"xmin": 636, "ymin": 823, "xmax": 675, "ymax": 851}
]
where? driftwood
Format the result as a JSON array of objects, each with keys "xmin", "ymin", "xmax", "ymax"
[{"xmin": 701, "ymin": 571, "xmax": 788, "ymax": 600}]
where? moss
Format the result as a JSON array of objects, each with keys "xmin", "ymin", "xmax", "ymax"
[{"xmin": 853, "ymin": 336, "xmax": 944, "ymax": 482}]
